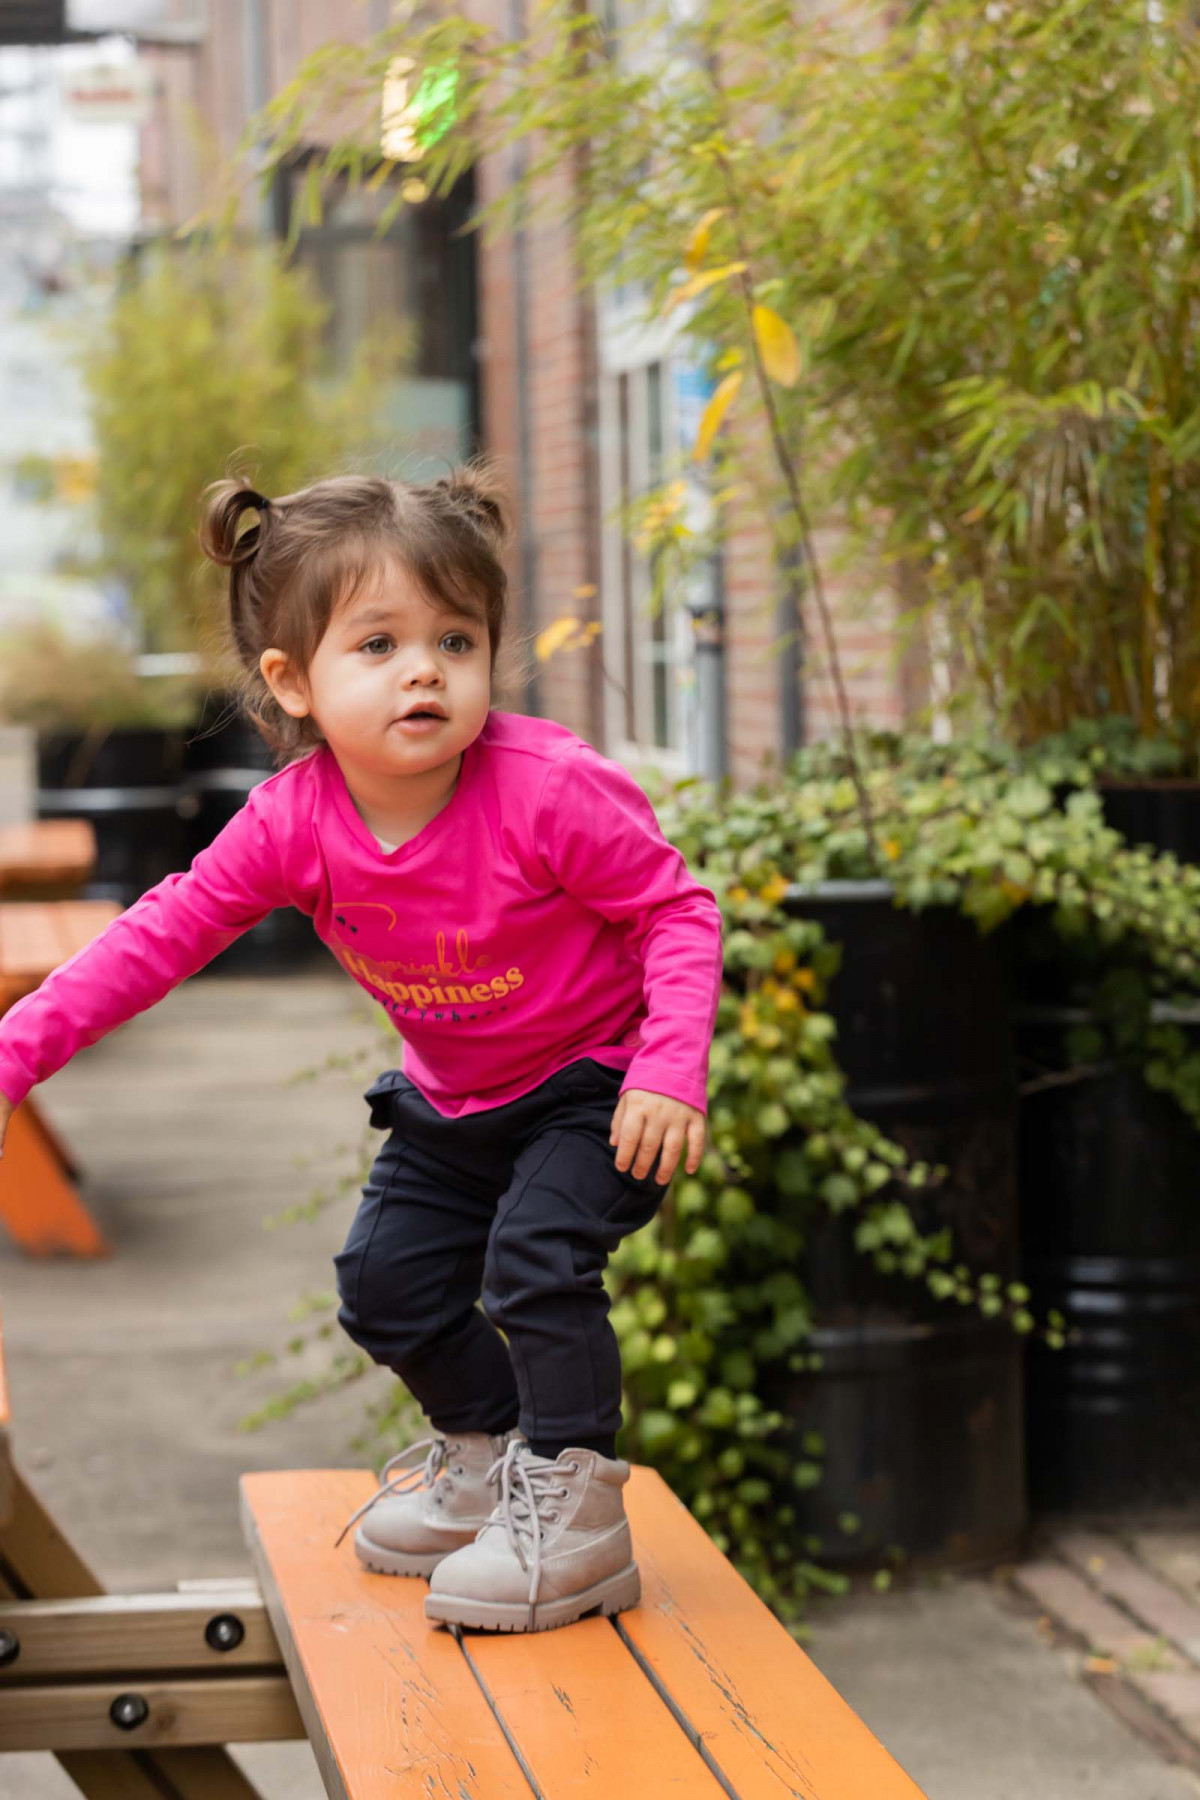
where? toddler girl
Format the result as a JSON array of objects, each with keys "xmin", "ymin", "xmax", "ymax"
[{"xmin": 0, "ymin": 466, "xmax": 723, "ymax": 1634}]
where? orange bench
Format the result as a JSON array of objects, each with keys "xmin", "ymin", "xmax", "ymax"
[
  {"xmin": 0, "ymin": 821, "xmax": 98, "ymax": 900},
  {"xmin": 0, "ymin": 899, "xmax": 121, "ymax": 1256},
  {"xmin": 0, "ymin": 1313, "xmax": 302, "ymax": 1796},
  {"xmin": 242, "ymin": 1467, "xmax": 928, "ymax": 1800}
]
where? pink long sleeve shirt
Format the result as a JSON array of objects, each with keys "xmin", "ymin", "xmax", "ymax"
[{"xmin": 0, "ymin": 711, "xmax": 724, "ymax": 1119}]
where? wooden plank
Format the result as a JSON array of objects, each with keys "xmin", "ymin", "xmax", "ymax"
[
  {"xmin": 463, "ymin": 1610, "xmax": 729, "ymax": 1796},
  {"xmin": 0, "ymin": 1674, "xmax": 302, "ymax": 1752},
  {"xmin": 0, "ymin": 1316, "xmax": 10, "ymax": 1530},
  {"xmin": 0, "ymin": 1588, "xmax": 283, "ymax": 1677},
  {"xmin": 57, "ymin": 1751, "xmax": 219, "ymax": 1800},
  {"xmin": 0, "ymin": 821, "xmax": 95, "ymax": 892},
  {"xmin": 240, "ymin": 1470, "xmax": 533, "ymax": 1800},
  {"xmin": 0, "ymin": 1101, "xmax": 110, "ymax": 1257},
  {"xmin": 0, "ymin": 1447, "xmax": 272, "ymax": 1796},
  {"xmin": 621, "ymin": 1467, "xmax": 928, "ymax": 1800},
  {"xmin": 0, "ymin": 1469, "xmax": 103, "ymax": 1601},
  {"xmin": 0, "ymin": 900, "xmax": 120, "ymax": 1004}
]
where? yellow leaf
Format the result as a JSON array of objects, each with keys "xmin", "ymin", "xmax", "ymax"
[
  {"xmin": 685, "ymin": 207, "xmax": 726, "ymax": 271},
  {"xmin": 752, "ymin": 305, "xmax": 801, "ymax": 388},
  {"xmin": 535, "ymin": 616, "xmax": 581, "ymax": 661},
  {"xmin": 715, "ymin": 347, "xmax": 744, "ymax": 372},
  {"xmin": 572, "ymin": 583, "xmax": 598, "ymax": 599},
  {"xmin": 692, "ymin": 371, "xmax": 743, "ymax": 462},
  {"xmin": 662, "ymin": 261, "xmax": 747, "ymax": 317},
  {"xmin": 758, "ymin": 874, "xmax": 789, "ymax": 904}
]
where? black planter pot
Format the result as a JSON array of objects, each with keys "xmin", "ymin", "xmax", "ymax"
[
  {"xmin": 772, "ymin": 882, "xmax": 1025, "ymax": 1570},
  {"xmin": 36, "ymin": 727, "xmax": 188, "ymax": 908},
  {"xmin": 181, "ymin": 696, "xmax": 322, "ymax": 972},
  {"xmin": 1020, "ymin": 1010, "xmax": 1200, "ymax": 1514},
  {"xmin": 1099, "ymin": 778, "xmax": 1200, "ymax": 864},
  {"xmin": 1019, "ymin": 775, "xmax": 1200, "ymax": 1516}
]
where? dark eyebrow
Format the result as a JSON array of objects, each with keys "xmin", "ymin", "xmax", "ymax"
[{"xmin": 345, "ymin": 605, "xmax": 481, "ymax": 631}]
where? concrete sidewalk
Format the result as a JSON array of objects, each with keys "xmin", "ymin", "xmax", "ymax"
[{"xmin": 0, "ymin": 962, "xmax": 1196, "ymax": 1796}]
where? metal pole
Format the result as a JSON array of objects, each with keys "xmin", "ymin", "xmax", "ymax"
[
  {"xmin": 508, "ymin": 0, "xmax": 541, "ymax": 716},
  {"xmin": 687, "ymin": 549, "xmax": 728, "ymax": 784},
  {"xmin": 778, "ymin": 533, "xmax": 805, "ymax": 760},
  {"xmin": 243, "ymin": 0, "xmax": 274, "ymax": 238}
]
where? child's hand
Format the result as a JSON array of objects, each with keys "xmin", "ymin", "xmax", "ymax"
[
  {"xmin": 610, "ymin": 1088, "xmax": 706, "ymax": 1186},
  {"xmin": 0, "ymin": 1093, "xmax": 10, "ymax": 1159}
]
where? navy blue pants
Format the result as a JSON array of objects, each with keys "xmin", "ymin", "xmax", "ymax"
[{"xmin": 334, "ymin": 1056, "xmax": 667, "ymax": 1450}]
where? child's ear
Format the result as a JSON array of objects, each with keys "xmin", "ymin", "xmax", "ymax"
[{"xmin": 259, "ymin": 648, "xmax": 311, "ymax": 720}]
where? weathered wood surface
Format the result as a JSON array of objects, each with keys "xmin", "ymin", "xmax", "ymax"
[
  {"xmin": 242, "ymin": 1465, "xmax": 929, "ymax": 1800},
  {"xmin": 0, "ymin": 820, "xmax": 96, "ymax": 896}
]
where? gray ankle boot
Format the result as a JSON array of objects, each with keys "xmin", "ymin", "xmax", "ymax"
[
  {"xmin": 337, "ymin": 1427, "xmax": 524, "ymax": 1577},
  {"xmin": 425, "ymin": 1440, "xmax": 641, "ymax": 1630}
]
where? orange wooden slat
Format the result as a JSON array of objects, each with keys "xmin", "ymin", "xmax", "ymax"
[
  {"xmin": 0, "ymin": 905, "xmax": 61, "ymax": 984},
  {"xmin": 240, "ymin": 1470, "xmax": 533, "ymax": 1800},
  {"xmin": 464, "ymin": 1609, "xmax": 728, "ymax": 1796},
  {"xmin": 0, "ymin": 1103, "xmax": 109, "ymax": 1258},
  {"xmin": 0, "ymin": 821, "xmax": 95, "ymax": 890},
  {"xmin": 622, "ymin": 1468, "xmax": 928, "ymax": 1800},
  {"xmin": 0, "ymin": 901, "xmax": 121, "ymax": 1006}
]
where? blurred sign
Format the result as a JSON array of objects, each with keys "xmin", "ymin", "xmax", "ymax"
[
  {"xmin": 381, "ymin": 56, "xmax": 459, "ymax": 161},
  {"xmin": 60, "ymin": 59, "xmax": 155, "ymax": 124}
]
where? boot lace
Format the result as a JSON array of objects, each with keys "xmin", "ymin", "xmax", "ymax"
[
  {"xmin": 335, "ymin": 1434, "xmax": 464, "ymax": 1547},
  {"xmin": 480, "ymin": 1439, "xmax": 578, "ymax": 1611}
]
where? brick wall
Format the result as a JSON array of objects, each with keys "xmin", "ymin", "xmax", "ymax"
[{"xmin": 135, "ymin": 0, "xmax": 919, "ymax": 778}]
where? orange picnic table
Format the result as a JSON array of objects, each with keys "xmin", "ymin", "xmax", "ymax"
[
  {"xmin": 0, "ymin": 891, "xmax": 120, "ymax": 1257},
  {"xmin": 0, "ymin": 820, "xmax": 98, "ymax": 898}
]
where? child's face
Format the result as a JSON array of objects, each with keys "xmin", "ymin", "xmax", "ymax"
[{"xmin": 260, "ymin": 558, "xmax": 491, "ymax": 781}]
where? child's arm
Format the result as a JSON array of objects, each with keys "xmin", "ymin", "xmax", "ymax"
[
  {"xmin": 535, "ymin": 742, "xmax": 725, "ymax": 1118},
  {"xmin": 0, "ymin": 785, "xmax": 295, "ymax": 1150}
]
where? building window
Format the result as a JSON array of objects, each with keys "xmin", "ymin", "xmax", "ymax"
[
  {"xmin": 598, "ymin": 333, "xmax": 694, "ymax": 770},
  {"xmin": 282, "ymin": 162, "xmax": 479, "ymax": 478}
]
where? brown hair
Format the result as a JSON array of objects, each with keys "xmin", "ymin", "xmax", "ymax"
[{"xmin": 197, "ymin": 462, "xmax": 511, "ymax": 762}]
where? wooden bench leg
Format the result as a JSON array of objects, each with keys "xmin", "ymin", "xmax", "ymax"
[
  {"xmin": 0, "ymin": 1102, "xmax": 108, "ymax": 1258},
  {"xmin": 0, "ymin": 1473, "xmax": 269, "ymax": 1800}
]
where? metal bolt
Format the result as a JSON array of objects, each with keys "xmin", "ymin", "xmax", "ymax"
[
  {"xmin": 110, "ymin": 1693, "xmax": 149, "ymax": 1731},
  {"xmin": 205, "ymin": 1612, "xmax": 245, "ymax": 1653},
  {"xmin": 0, "ymin": 1631, "xmax": 19, "ymax": 1669}
]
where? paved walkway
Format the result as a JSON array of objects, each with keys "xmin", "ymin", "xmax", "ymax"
[{"xmin": 2, "ymin": 973, "xmax": 1197, "ymax": 1798}]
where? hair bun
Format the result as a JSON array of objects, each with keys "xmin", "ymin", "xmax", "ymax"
[
  {"xmin": 436, "ymin": 460, "xmax": 510, "ymax": 548},
  {"xmin": 198, "ymin": 480, "xmax": 272, "ymax": 568}
]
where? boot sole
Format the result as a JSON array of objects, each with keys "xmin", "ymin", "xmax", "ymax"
[
  {"xmin": 355, "ymin": 1529, "xmax": 478, "ymax": 1579},
  {"xmin": 424, "ymin": 1562, "xmax": 641, "ymax": 1631}
]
